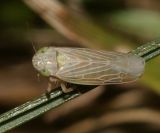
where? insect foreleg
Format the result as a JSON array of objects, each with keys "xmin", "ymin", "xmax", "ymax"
[
  {"xmin": 46, "ymin": 76, "xmax": 61, "ymax": 93},
  {"xmin": 46, "ymin": 76, "xmax": 74, "ymax": 95}
]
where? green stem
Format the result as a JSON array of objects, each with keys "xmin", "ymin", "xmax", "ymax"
[
  {"xmin": 0, "ymin": 39, "xmax": 160, "ymax": 133},
  {"xmin": 0, "ymin": 89, "xmax": 81, "ymax": 133},
  {"xmin": 131, "ymin": 39, "xmax": 160, "ymax": 61}
]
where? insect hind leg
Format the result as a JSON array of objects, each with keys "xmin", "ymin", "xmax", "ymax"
[{"xmin": 60, "ymin": 82, "xmax": 74, "ymax": 93}]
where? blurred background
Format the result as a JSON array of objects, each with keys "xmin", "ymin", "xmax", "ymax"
[{"xmin": 0, "ymin": 0, "xmax": 160, "ymax": 133}]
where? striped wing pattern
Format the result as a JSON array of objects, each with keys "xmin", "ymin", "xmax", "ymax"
[{"xmin": 55, "ymin": 48, "xmax": 128, "ymax": 85}]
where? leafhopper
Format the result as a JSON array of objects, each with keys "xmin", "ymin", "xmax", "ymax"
[{"xmin": 32, "ymin": 47, "xmax": 145, "ymax": 92}]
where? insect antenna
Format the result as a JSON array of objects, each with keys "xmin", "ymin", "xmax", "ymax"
[
  {"xmin": 26, "ymin": 22, "xmax": 38, "ymax": 54},
  {"xmin": 31, "ymin": 40, "xmax": 37, "ymax": 54}
]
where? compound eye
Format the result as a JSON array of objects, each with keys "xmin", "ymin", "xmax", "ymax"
[{"xmin": 40, "ymin": 68, "xmax": 50, "ymax": 77}]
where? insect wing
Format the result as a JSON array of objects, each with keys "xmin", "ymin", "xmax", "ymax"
[{"xmin": 55, "ymin": 48, "xmax": 129, "ymax": 85}]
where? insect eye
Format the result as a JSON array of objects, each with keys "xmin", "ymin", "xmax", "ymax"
[
  {"xmin": 37, "ymin": 47, "xmax": 49, "ymax": 54},
  {"xmin": 40, "ymin": 68, "xmax": 50, "ymax": 76},
  {"xmin": 41, "ymin": 50, "xmax": 45, "ymax": 53}
]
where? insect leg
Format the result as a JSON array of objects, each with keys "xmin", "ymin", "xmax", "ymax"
[
  {"xmin": 47, "ymin": 77, "xmax": 74, "ymax": 93},
  {"xmin": 46, "ymin": 76, "xmax": 61, "ymax": 93},
  {"xmin": 60, "ymin": 82, "xmax": 74, "ymax": 93}
]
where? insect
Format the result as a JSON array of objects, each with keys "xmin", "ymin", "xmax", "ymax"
[{"xmin": 32, "ymin": 47, "xmax": 145, "ymax": 92}]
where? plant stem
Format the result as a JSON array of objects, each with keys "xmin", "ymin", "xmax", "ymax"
[
  {"xmin": 0, "ymin": 89, "xmax": 81, "ymax": 133},
  {"xmin": 131, "ymin": 39, "xmax": 160, "ymax": 61},
  {"xmin": 0, "ymin": 39, "xmax": 159, "ymax": 133}
]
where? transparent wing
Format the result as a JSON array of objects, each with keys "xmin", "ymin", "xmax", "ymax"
[{"xmin": 55, "ymin": 48, "xmax": 130, "ymax": 85}]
